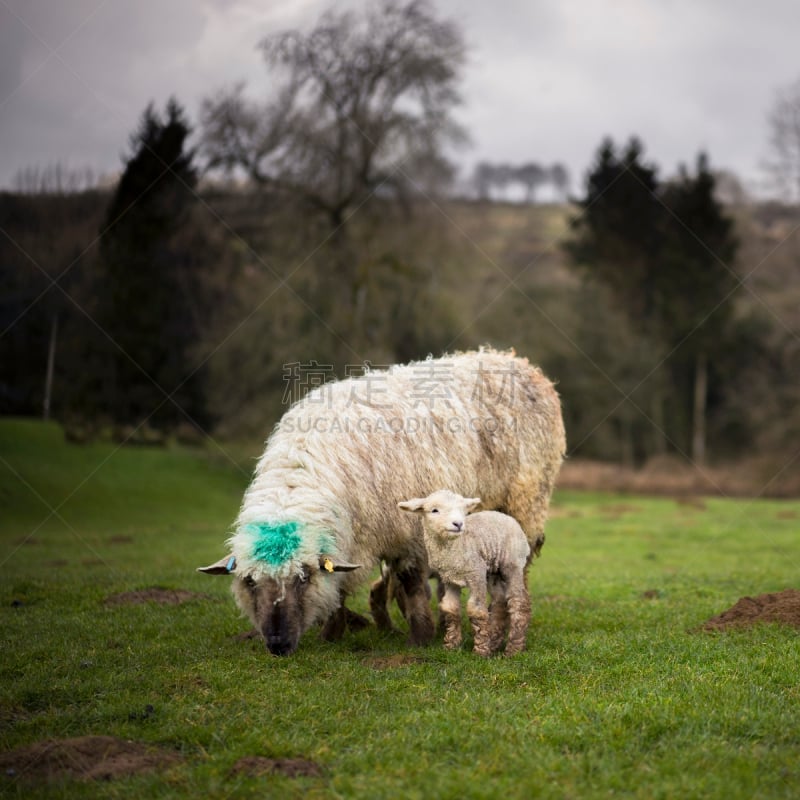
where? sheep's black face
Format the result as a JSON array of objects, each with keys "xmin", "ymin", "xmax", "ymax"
[
  {"xmin": 235, "ymin": 573, "xmax": 310, "ymax": 656},
  {"xmin": 203, "ymin": 555, "xmax": 360, "ymax": 655}
]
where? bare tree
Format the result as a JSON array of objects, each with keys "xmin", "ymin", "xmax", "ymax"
[
  {"xmin": 515, "ymin": 162, "xmax": 546, "ymax": 203},
  {"xmin": 201, "ymin": 0, "xmax": 466, "ymax": 346},
  {"xmin": 472, "ymin": 161, "xmax": 494, "ymax": 200},
  {"xmin": 765, "ymin": 76, "xmax": 800, "ymax": 203},
  {"xmin": 201, "ymin": 0, "xmax": 466, "ymax": 230},
  {"xmin": 12, "ymin": 163, "xmax": 98, "ymax": 194},
  {"xmin": 548, "ymin": 162, "xmax": 570, "ymax": 202},
  {"xmin": 491, "ymin": 163, "xmax": 515, "ymax": 199}
]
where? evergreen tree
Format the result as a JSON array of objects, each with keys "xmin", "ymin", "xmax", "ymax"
[
  {"xmin": 566, "ymin": 139, "xmax": 740, "ymax": 463},
  {"xmin": 658, "ymin": 154, "xmax": 739, "ymax": 464},
  {"xmin": 95, "ymin": 98, "xmax": 202, "ymax": 434},
  {"xmin": 566, "ymin": 138, "xmax": 664, "ymax": 326}
]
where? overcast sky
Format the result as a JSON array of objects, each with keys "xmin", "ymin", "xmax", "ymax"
[{"xmin": 1, "ymin": 0, "xmax": 798, "ymax": 194}]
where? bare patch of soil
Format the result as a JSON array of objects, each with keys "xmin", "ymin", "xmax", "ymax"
[
  {"xmin": 230, "ymin": 756, "xmax": 323, "ymax": 779},
  {"xmin": 364, "ymin": 654, "xmax": 424, "ymax": 669},
  {"xmin": 559, "ymin": 455, "xmax": 800, "ymax": 498},
  {"xmin": 701, "ymin": 589, "xmax": 800, "ymax": 632},
  {"xmin": 674, "ymin": 495, "xmax": 707, "ymax": 510},
  {"xmin": 775, "ymin": 509, "xmax": 798, "ymax": 520},
  {"xmin": 104, "ymin": 587, "xmax": 205, "ymax": 606},
  {"xmin": 0, "ymin": 735, "xmax": 180, "ymax": 782}
]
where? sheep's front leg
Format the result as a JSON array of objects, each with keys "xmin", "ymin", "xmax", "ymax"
[
  {"xmin": 396, "ymin": 563, "xmax": 435, "ymax": 646},
  {"xmin": 320, "ymin": 596, "xmax": 347, "ymax": 641},
  {"xmin": 320, "ymin": 593, "xmax": 371, "ymax": 641},
  {"xmin": 440, "ymin": 584, "xmax": 463, "ymax": 650},
  {"xmin": 368, "ymin": 572, "xmax": 395, "ymax": 632},
  {"xmin": 466, "ymin": 581, "xmax": 491, "ymax": 657}
]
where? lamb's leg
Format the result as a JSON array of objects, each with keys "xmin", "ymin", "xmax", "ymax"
[
  {"xmin": 504, "ymin": 572, "xmax": 531, "ymax": 656},
  {"xmin": 434, "ymin": 573, "xmax": 447, "ymax": 636},
  {"xmin": 439, "ymin": 584, "xmax": 463, "ymax": 650},
  {"xmin": 466, "ymin": 583, "xmax": 491, "ymax": 657},
  {"xmin": 396, "ymin": 563, "xmax": 435, "ymax": 646},
  {"xmin": 487, "ymin": 574, "xmax": 509, "ymax": 654}
]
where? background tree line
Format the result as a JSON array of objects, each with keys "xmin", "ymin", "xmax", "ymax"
[
  {"xmin": 472, "ymin": 161, "xmax": 570, "ymax": 203},
  {"xmin": 2, "ymin": 0, "xmax": 798, "ymax": 470}
]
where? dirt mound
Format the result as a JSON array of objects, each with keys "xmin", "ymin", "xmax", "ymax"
[
  {"xmin": 0, "ymin": 735, "xmax": 180, "ymax": 782},
  {"xmin": 104, "ymin": 587, "xmax": 205, "ymax": 606},
  {"xmin": 701, "ymin": 589, "xmax": 800, "ymax": 631},
  {"xmin": 230, "ymin": 756, "xmax": 323, "ymax": 779}
]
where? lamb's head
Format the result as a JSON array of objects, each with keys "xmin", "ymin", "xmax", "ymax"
[
  {"xmin": 398, "ymin": 490, "xmax": 481, "ymax": 539},
  {"xmin": 198, "ymin": 521, "xmax": 360, "ymax": 656}
]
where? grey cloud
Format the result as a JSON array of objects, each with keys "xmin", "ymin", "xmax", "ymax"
[{"xmin": 1, "ymin": 0, "xmax": 799, "ymax": 191}]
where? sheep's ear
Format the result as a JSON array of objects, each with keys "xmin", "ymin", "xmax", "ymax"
[
  {"xmin": 319, "ymin": 555, "xmax": 362, "ymax": 573},
  {"xmin": 465, "ymin": 497, "xmax": 482, "ymax": 513},
  {"xmin": 398, "ymin": 498, "xmax": 425, "ymax": 512},
  {"xmin": 197, "ymin": 555, "xmax": 236, "ymax": 575}
]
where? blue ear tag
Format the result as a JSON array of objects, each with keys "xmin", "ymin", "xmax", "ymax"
[{"xmin": 226, "ymin": 556, "xmax": 236, "ymax": 573}]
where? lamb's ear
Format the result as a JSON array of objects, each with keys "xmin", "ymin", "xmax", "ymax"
[
  {"xmin": 319, "ymin": 555, "xmax": 362, "ymax": 573},
  {"xmin": 465, "ymin": 497, "xmax": 482, "ymax": 513},
  {"xmin": 197, "ymin": 555, "xmax": 237, "ymax": 575},
  {"xmin": 398, "ymin": 498, "xmax": 425, "ymax": 512}
]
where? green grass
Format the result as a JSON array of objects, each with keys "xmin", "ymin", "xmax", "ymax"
[{"xmin": 1, "ymin": 419, "xmax": 799, "ymax": 798}]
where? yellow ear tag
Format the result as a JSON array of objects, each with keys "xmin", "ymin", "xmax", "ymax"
[{"xmin": 323, "ymin": 557, "xmax": 334, "ymax": 573}]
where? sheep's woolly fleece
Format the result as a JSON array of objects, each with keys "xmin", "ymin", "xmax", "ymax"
[{"xmin": 225, "ymin": 347, "xmax": 566, "ymax": 586}]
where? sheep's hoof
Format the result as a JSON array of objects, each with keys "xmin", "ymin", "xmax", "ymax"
[
  {"xmin": 344, "ymin": 608, "xmax": 371, "ymax": 631},
  {"xmin": 320, "ymin": 615, "xmax": 346, "ymax": 641}
]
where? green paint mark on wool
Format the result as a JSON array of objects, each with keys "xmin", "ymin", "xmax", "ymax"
[
  {"xmin": 245, "ymin": 521, "xmax": 303, "ymax": 565},
  {"xmin": 317, "ymin": 532, "xmax": 335, "ymax": 554}
]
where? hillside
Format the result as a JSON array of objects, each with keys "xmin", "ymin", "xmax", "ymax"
[{"xmin": 2, "ymin": 190, "xmax": 798, "ymax": 469}]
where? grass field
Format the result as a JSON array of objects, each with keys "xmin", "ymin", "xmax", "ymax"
[{"xmin": 1, "ymin": 419, "xmax": 799, "ymax": 798}]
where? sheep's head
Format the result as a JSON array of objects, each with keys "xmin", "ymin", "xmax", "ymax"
[
  {"xmin": 398, "ymin": 489, "xmax": 481, "ymax": 539},
  {"xmin": 197, "ymin": 521, "xmax": 361, "ymax": 656}
]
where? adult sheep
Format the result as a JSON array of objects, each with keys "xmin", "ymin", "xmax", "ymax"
[{"xmin": 198, "ymin": 348, "xmax": 566, "ymax": 656}]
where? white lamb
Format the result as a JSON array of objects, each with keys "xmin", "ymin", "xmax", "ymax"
[{"xmin": 398, "ymin": 489, "xmax": 531, "ymax": 657}]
